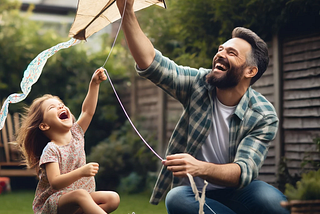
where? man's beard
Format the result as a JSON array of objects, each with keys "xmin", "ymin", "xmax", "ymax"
[{"xmin": 206, "ymin": 60, "xmax": 247, "ymax": 89}]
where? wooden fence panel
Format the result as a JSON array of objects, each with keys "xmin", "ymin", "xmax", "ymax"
[{"xmin": 282, "ymin": 34, "xmax": 320, "ymax": 176}]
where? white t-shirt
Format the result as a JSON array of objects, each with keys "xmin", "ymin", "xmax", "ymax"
[{"xmin": 182, "ymin": 97, "xmax": 236, "ymax": 191}]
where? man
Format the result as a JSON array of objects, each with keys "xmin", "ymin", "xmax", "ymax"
[{"xmin": 116, "ymin": 0, "xmax": 289, "ymax": 213}]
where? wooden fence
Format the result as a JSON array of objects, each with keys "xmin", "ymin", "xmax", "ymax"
[{"xmin": 0, "ymin": 112, "xmax": 36, "ymax": 177}]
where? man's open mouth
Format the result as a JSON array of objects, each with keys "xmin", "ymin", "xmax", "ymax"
[
  {"xmin": 215, "ymin": 63, "xmax": 227, "ymax": 71},
  {"xmin": 214, "ymin": 58, "xmax": 230, "ymax": 72}
]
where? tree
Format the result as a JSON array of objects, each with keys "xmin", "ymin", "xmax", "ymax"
[{"xmin": 138, "ymin": 0, "xmax": 320, "ymax": 68}]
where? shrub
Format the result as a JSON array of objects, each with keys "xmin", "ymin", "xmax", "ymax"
[
  {"xmin": 284, "ymin": 169, "xmax": 320, "ymax": 200},
  {"xmin": 87, "ymin": 120, "xmax": 159, "ymax": 192}
]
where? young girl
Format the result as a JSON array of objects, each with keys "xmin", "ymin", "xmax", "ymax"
[{"xmin": 17, "ymin": 68, "xmax": 120, "ymax": 214}]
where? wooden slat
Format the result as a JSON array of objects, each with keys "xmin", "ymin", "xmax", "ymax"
[
  {"xmin": 283, "ymin": 37, "xmax": 320, "ymax": 55},
  {"xmin": 257, "ymin": 174, "xmax": 277, "ymax": 184},
  {"xmin": 283, "ymin": 49, "xmax": 320, "ymax": 63},
  {"xmin": 0, "ymin": 162, "xmax": 22, "ymax": 166},
  {"xmin": 283, "ymin": 107, "xmax": 320, "ymax": 117},
  {"xmin": 284, "ymin": 77, "xmax": 320, "ymax": 90},
  {"xmin": 252, "ymin": 75, "xmax": 274, "ymax": 87},
  {"xmin": 0, "ymin": 169, "xmax": 36, "ymax": 177},
  {"xmin": 6, "ymin": 113, "xmax": 14, "ymax": 143},
  {"xmin": 1, "ymin": 117, "xmax": 10, "ymax": 163},
  {"xmin": 284, "ymin": 68, "xmax": 320, "ymax": 80},
  {"xmin": 283, "ymin": 58, "xmax": 320, "ymax": 72},
  {"xmin": 283, "ymin": 99, "xmax": 320, "ymax": 108},
  {"xmin": 137, "ymin": 96, "xmax": 158, "ymax": 105},
  {"xmin": 284, "ymin": 130, "xmax": 320, "ymax": 143},
  {"xmin": 284, "ymin": 89, "xmax": 320, "ymax": 101},
  {"xmin": 253, "ymin": 86, "xmax": 274, "ymax": 96},
  {"xmin": 283, "ymin": 118, "xmax": 320, "ymax": 129}
]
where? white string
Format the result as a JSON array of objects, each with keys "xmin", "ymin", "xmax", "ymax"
[
  {"xmin": 205, "ymin": 202, "xmax": 217, "ymax": 214},
  {"xmin": 102, "ymin": 67, "xmax": 164, "ymax": 161},
  {"xmin": 100, "ymin": 0, "xmax": 163, "ymax": 162},
  {"xmin": 102, "ymin": 0, "xmax": 126, "ymax": 68}
]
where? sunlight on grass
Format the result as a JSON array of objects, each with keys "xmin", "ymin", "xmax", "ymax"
[{"xmin": 0, "ymin": 190, "xmax": 167, "ymax": 214}]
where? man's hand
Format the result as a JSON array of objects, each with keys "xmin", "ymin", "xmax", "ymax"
[
  {"xmin": 116, "ymin": 0, "xmax": 134, "ymax": 15},
  {"xmin": 162, "ymin": 153, "xmax": 204, "ymax": 177}
]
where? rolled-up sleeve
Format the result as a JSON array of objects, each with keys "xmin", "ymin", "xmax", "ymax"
[{"xmin": 234, "ymin": 113, "xmax": 278, "ymax": 188}]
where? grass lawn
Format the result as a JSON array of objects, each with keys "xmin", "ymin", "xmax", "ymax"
[{"xmin": 0, "ymin": 190, "xmax": 167, "ymax": 214}]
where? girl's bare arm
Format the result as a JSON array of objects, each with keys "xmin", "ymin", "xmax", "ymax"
[
  {"xmin": 77, "ymin": 68, "xmax": 107, "ymax": 133},
  {"xmin": 45, "ymin": 162, "xmax": 99, "ymax": 190}
]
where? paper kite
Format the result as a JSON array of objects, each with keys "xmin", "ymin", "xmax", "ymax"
[{"xmin": 69, "ymin": 0, "xmax": 167, "ymax": 40}]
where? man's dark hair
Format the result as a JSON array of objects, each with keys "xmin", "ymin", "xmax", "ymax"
[{"xmin": 232, "ymin": 27, "xmax": 269, "ymax": 85}]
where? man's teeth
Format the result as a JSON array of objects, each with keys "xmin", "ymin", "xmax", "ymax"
[{"xmin": 215, "ymin": 63, "xmax": 226, "ymax": 71}]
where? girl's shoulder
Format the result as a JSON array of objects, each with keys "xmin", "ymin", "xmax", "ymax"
[
  {"xmin": 71, "ymin": 122, "xmax": 84, "ymax": 137},
  {"xmin": 39, "ymin": 142, "xmax": 60, "ymax": 166},
  {"xmin": 42, "ymin": 142, "xmax": 57, "ymax": 153}
]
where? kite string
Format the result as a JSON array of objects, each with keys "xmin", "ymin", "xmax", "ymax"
[
  {"xmin": 100, "ymin": 0, "xmax": 163, "ymax": 161},
  {"xmin": 102, "ymin": 0, "xmax": 126, "ymax": 68},
  {"xmin": 102, "ymin": 68, "xmax": 163, "ymax": 161}
]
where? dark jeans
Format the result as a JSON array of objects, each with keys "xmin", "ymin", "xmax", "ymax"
[{"xmin": 165, "ymin": 180, "xmax": 290, "ymax": 214}]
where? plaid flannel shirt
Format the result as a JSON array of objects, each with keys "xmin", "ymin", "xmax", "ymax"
[{"xmin": 136, "ymin": 49, "xmax": 279, "ymax": 205}]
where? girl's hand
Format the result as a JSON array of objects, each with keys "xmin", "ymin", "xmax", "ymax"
[
  {"xmin": 80, "ymin": 162, "xmax": 99, "ymax": 177},
  {"xmin": 92, "ymin": 68, "xmax": 107, "ymax": 84}
]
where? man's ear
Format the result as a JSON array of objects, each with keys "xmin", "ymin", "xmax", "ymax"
[
  {"xmin": 245, "ymin": 66, "xmax": 258, "ymax": 79},
  {"xmin": 39, "ymin": 123, "xmax": 50, "ymax": 131}
]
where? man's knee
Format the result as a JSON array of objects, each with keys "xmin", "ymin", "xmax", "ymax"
[
  {"xmin": 165, "ymin": 186, "xmax": 199, "ymax": 214},
  {"xmin": 250, "ymin": 181, "xmax": 289, "ymax": 214}
]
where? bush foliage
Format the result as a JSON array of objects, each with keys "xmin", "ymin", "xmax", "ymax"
[
  {"xmin": 87, "ymin": 120, "xmax": 159, "ymax": 191},
  {"xmin": 284, "ymin": 169, "xmax": 320, "ymax": 200}
]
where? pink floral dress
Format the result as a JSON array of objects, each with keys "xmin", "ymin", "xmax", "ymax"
[{"xmin": 33, "ymin": 123, "xmax": 95, "ymax": 214}]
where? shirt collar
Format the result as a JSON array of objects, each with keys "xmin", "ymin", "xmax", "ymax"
[{"xmin": 234, "ymin": 87, "xmax": 251, "ymax": 120}]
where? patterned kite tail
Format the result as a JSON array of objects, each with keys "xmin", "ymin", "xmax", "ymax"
[{"xmin": 0, "ymin": 38, "xmax": 80, "ymax": 130}]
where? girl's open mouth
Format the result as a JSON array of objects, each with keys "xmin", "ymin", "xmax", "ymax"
[{"xmin": 59, "ymin": 111, "xmax": 69, "ymax": 120}]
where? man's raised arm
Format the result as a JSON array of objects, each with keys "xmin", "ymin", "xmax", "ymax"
[{"xmin": 116, "ymin": 0, "xmax": 155, "ymax": 69}]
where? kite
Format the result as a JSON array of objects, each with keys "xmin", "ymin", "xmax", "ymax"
[
  {"xmin": 69, "ymin": 0, "xmax": 166, "ymax": 40},
  {"xmin": 0, "ymin": 0, "xmax": 166, "ymax": 130}
]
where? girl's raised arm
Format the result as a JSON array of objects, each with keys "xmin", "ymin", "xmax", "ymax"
[{"xmin": 77, "ymin": 68, "xmax": 107, "ymax": 133}]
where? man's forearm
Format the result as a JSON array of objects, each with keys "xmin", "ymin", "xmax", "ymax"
[
  {"xmin": 199, "ymin": 162, "xmax": 241, "ymax": 187},
  {"xmin": 164, "ymin": 154, "xmax": 241, "ymax": 187},
  {"xmin": 121, "ymin": 5, "xmax": 155, "ymax": 69}
]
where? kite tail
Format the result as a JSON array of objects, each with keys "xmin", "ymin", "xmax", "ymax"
[{"xmin": 0, "ymin": 38, "xmax": 80, "ymax": 130}]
